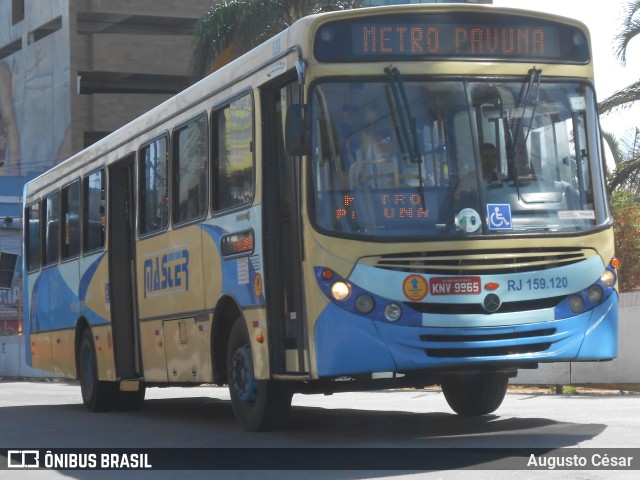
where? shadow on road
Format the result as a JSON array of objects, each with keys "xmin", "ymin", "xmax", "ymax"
[{"xmin": 0, "ymin": 391, "xmax": 607, "ymax": 478}]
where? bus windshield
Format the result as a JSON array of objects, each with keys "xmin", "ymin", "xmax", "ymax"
[{"xmin": 309, "ymin": 78, "xmax": 608, "ymax": 239}]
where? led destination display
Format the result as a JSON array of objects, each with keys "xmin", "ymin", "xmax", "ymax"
[{"xmin": 315, "ymin": 13, "xmax": 590, "ymax": 63}]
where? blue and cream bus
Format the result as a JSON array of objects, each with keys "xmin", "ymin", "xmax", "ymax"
[{"xmin": 23, "ymin": 4, "xmax": 618, "ymax": 431}]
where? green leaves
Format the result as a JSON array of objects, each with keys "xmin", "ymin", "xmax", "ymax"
[{"xmin": 190, "ymin": 0, "xmax": 363, "ymax": 79}]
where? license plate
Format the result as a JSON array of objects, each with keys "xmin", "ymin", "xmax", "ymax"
[{"xmin": 430, "ymin": 276, "xmax": 481, "ymax": 295}]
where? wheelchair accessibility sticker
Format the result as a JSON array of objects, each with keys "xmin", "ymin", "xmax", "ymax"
[{"xmin": 487, "ymin": 204, "xmax": 512, "ymax": 230}]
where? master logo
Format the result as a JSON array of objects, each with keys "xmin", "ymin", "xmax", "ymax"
[{"xmin": 143, "ymin": 246, "xmax": 189, "ymax": 298}]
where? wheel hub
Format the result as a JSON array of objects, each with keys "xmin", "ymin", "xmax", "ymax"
[{"xmin": 231, "ymin": 344, "xmax": 257, "ymax": 402}]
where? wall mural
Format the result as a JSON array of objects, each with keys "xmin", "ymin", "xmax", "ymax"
[{"xmin": 0, "ymin": 13, "xmax": 71, "ymax": 176}]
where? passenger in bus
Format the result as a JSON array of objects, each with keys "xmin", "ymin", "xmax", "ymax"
[{"xmin": 479, "ymin": 143, "xmax": 505, "ymax": 183}]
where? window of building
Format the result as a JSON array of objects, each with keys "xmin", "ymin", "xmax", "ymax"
[
  {"xmin": 83, "ymin": 169, "xmax": 105, "ymax": 252},
  {"xmin": 0, "ymin": 39, "xmax": 21, "ymax": 61},
  {"xmin": 26, "ymin": 203, "xmax": 41, "ymax": 272},
  {"xmin": 173, "ymin": 115, "xmax": 208, "ymax": 224},
  {"xmin": 139, "ymin": 136, "xmax": 169, "ymax": 235},
  {"xmin": 61, "ymin": 180, "xmax": 81, "ymax": 259},
  {"xmin": 12, "ymin": 0, "xmax": 24, "ymax": 25},
  {"xmin": 28, "ymin": 16, "xmax": 62, "ymax": 44},
  {"xmin": 83, "ymin": 131, "xmax": 110, "ymax": 148},
  {"xmin": 212, "ymin": 95, "xmax": 254, "ymax": 211}
]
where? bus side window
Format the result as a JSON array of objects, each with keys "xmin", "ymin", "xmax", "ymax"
[
  {"xmin": 139, "ymin": 136, "xmax": 169, "ymax": 234},
  {"xmin": 61, "ymin": 180, "xmax": 81, "ymax": 259},
  {"xmin": 212, "ymin": 94, "xmax": 254, "ymax": 211},
  {"xmin": 44, "ymin": 192, "xmax": 60, "ymax": 266},
  {"xmin": 173, "ymin": 114, "xmax": 208, "ymax": 224},
  {"xmin": 83, "ymin": 169, "xmax": 105, "ymax": 252},
  {"xmin": 25, "ymin": 202, "xmax": 41, "ymax": 272}
]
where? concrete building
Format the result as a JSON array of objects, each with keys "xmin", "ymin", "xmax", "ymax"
[
  {"xmin": 0, "ymin": 0, "xmax": 213, "ymax": 178},
  {"xmin": 0, "ymin": 0, "xmax": 212, "ymax": 333}
]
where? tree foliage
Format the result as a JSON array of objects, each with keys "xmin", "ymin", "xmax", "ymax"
[
  {"xmin": 599, "ymin": 1, "xmax": 640, "ymax": 114},
  {"xmin": 600, "ymin": 2, "xmax": 640, "ymax": 195},
  {"xmin": 612, "ymin": 203, "xmax": 640, "ymax": 292},
  {"xmin": 191, "ymin": 0, "xmax": 362, "ymax": 80}
]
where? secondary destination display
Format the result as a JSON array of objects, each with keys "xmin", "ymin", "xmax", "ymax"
[{"xmin": 314, "ymin": 13, "xmax": 589, "ymax": 63}]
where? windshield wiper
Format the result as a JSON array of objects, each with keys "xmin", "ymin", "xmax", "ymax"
[
  {"xmin": 506, "ymin": 68, "xmax": 542, "ymax": 196},
  {"xmin": 384, "ymin": 66, "xmax": 426, "ymax": 210}
]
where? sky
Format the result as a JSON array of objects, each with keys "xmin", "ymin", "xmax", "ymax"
[{"xmin": 493, "ymin": 0, "xmax": 640, "ymax": 145}]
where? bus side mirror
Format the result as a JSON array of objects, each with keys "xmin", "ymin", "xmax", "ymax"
[{"xmin": 285, "ymin": 104, "xmax": 310, "ymax": 157}]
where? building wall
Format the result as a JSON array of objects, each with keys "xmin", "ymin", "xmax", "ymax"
[
  {"xmin": 0, "ymin": 0, "xmax": 71, "ymax": 176},
  {"xmin": 69, "ymin": 0, "xmax": 212, "ymax": 153},
  {"xmin": 1, "ymin": 0, "xmax": 212, "ymax": 175}
]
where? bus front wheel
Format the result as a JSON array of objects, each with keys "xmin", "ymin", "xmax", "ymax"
[
  {"xmin": 227, "ymin": 318, "xmax": 293, "ymax": 431},
  {"xmin": 441, "ymin": 374, "xmax": 509, "ymax": 416},
  {"xmin": 78, "ymin": 329, "xmax": 116, "ymax": 412}
]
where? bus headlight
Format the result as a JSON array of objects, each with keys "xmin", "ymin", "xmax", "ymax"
[
  {"xmin": 600, "ymin": 269, "xmax": 616, "ymax": 288},
  {"xmin": 568, "ymin": 295, "xmax": 585, "ymax": 313},
  {"xmin": 330, "ymin": 281, "xmax": 351, "ymax": 301},
  {"xmin": 587, "ymin": 285, "xmax": 603, "ymax": 303},
  {"xmin": 355, "ymin": 294, "xmax": 375, "ymax": 314},
  {"xmin": 384, "ymin": 303, "xmax": 402, "ymax": 322}
]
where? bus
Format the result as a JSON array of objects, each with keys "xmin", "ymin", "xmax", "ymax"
[{"xmin": 23, "ymin": 4, "xmax": 618, "ymax": 431}]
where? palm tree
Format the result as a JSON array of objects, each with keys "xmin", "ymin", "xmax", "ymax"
[
  {"xmin": 599, "ymin": 1, "xmax": 640, "ymax": 193},
  {"xmin": 191, "ymin": 0, "xmax": 363, "ymax": 80},
  {"xmin": 605, "ymin": 128, "xmax": 640, "ymax": 195},
  {"xmin": 599, "ymin": 1, "xmax": 640, "ymax": 114}
]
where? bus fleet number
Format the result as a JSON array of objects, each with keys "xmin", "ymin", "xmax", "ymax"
[{"xmin": 508, "ymin": 276, "xmax": 569, "ymax": 292}]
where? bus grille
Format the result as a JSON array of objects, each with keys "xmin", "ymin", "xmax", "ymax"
[
  {"xmin": 374, "ymin": 247, "xmax": 588, "ymax": 275},
  {"xmin": 426, "ymin": 343, "xmax": 552, "ymax": 358},
  {"xmin": 405, "ymin": 296, "xmax": 564, "ymax": 315},
  {"xmin": 422, "ymin": 328, "xmax": 556, "ymax": 358}
]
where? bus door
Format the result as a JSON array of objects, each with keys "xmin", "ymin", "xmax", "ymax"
[
  {"xmin": 107, "ymin": 155, "xmax": 141, "ymax": 381},
  {"xmin": 261, "ymin": 78, "xmax": 308, "ymax": 375}
]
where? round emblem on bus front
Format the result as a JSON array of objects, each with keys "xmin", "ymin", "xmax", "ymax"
[
  {"xmin": 483, "ymin": 293, "xmax": 501, "ymax": 313},
  {"xmin": 402, "ymin": 274, "xmax": 429, "ymax": 301}
]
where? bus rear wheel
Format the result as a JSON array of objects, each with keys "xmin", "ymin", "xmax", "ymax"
[
  {"xmin": 78, "ymin": 329, "xmax": 116, "ymax": 412},
  {"xmin": 441, "ymin": 374, "xmax": 509, "ymax": 416},
  {"xmin": 227, "ymin": 318, "xmax": 293, "ymax": 431}
]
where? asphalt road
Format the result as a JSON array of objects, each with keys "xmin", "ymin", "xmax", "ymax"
[{"xmin": 0, "ymin": 380, "xmax": 638, "ymax": 479}]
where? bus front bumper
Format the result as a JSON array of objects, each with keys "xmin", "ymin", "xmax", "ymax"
[{"xmin": 313, "ymin": 292, "xmax": 618, "ymax": 377}]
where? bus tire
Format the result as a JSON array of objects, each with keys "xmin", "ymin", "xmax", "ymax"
[
  {"xmin": 78, "ymin": 329, "xmax": 116, "ymax": 412},
  {"xmin": 441, "ymin": 374, "xmax": 508, "ymax": 416},
  {"xmin": 227, "ymin": 318, "xmax": 293, "ymax": 431}
]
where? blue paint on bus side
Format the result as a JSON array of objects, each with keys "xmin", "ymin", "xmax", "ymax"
[
  {"xmin": 27, "ymin": 255, "xmax": 109, "ymax": 335},
  {"xmin": 200, "ymin": 224, "xmax": 264, "ymax": 307},
  {"xmin": 78, "ymin": 253, "xmax": 104, "ymax": 302}
]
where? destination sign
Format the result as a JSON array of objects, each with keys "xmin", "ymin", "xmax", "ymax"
[
  {"xmin": 315, "ymin": 13, "xmax": 589, "ymax": 63},
  {"xmin": 334, "ymin": 192, "xmax": 431, "ymax": 224}
]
